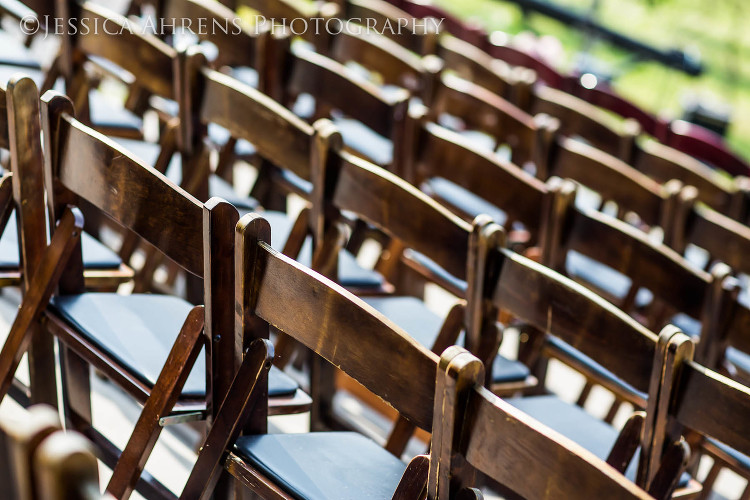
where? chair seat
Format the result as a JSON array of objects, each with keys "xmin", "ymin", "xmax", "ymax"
[
  {"xmin": 234, "ymin": 432, "xmax": 406, "ymax": 500},
  {"xmin": 706, "ymin": 438, "xmax": 750, "ymax": 471},
  {"xmin": 0, "ymin": 32, "xmax": 41, "ymax": 68},
  {"xmin": 423, "ymin": 177, "xmax": 508, "ymax": 226},
  {"xmin": 726, "ymin": 347, "xmax": 750, "ymax": 376},
  {"xmin": 403, "ymin": 249, "xmax": 467, "ymax": 295},
  {"xmin": 0, "ymin": 215, "xmax": 122, "ymax": 270},
  {"xmin": 508, "ymin": 395, "xmax": 690, "ymax": 486},
  {"xmin": 566, "ymin": 251, "xmax": 653, "ymax": 307},
  {"xmin": 508, "ymin": 396, "xmax": 637, "ymax": 479},
  {"xmin": 546, "ymin": 336, "xmax": 647, "ymax": 403},
  {"xmin": 0, "ymin": 65, "xmax": 44, "ymax": 88},
  {"xmin": 262, "ymin": 211, "xmax": 385, "ymax": 290},
  {"xmin": 113, "ymin": 139, "xmax": 259, "ymax": 211},
  {"xmin": 49, "ymin": 293, "xmax": 298, "ymax": 398},
  {"xmin": 87, "ymin": 90, "xmax": 142, "ymax": 134},
  {"xmin": 363, "ymin": 296, "xmax": 529, "ymax": 383},
  {"xmin": 333, "ymin": 117, "xmax": 393, "ymax": 167}
]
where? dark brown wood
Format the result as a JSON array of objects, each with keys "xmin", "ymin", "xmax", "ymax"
[
  {"xmin": 34, "ymin": 430, "xmax": 105, "ymax": 500},
  {"xmin": 106, "ymin": 307, "xmax": 206, "ymax": 499},
  {"xmin": 179, "ymin": 338, "xmax": 273, "ymax": 500},
  {"xmin": 0, "ymin": 206, "xmax": 84, "ymax": 401}
]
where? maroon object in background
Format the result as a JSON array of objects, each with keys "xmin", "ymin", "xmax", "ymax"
[{"xmin": 384, "ymin": 0, "xmax": 750, "ymax": 177}]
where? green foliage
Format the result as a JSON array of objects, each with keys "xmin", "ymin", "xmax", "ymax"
[{"xmin": 434, "ymin": 0, "xmax": 750, "ymax": 160}]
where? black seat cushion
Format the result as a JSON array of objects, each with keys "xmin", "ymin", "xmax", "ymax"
[
  {"xmin": 0, "ymin": 215, "xmax": 122, "ymax": 270},
  {"xmin": 566, "ymin": 251, "xmax": 653, "ymax": 307},
  {"xmin": 263, "ymin": 211, "xmax": 385, "ymax": 290},
  {"xmin": 49, "ymin": 293, "xmax": 297, "ymax": 398},
  {"xmin": 333, "ymin": 117, "xmax": 393, "ymax": 167},
  {"xmin": 546, "ymin": 336, "xmax": 648, "ymax": 403},
  {"xmin": 112, "ymin": 139, "xmax": 259, "ymax": 211},
  {"xmin": 508, "ymin": 395, "xmax": 690, "ymax": 487},
  {"xmin": 403, "ymin": 249, "xmax": 467, "ymax": 295},
  {"xmin": 0, "ymin": 32, "xmax": 41, "ymax": 68},
  {"xmin": 364, "ymin": 296, "xmax": 529, "ymax": 383},
  {"xmin": 87, "ymin": 90, "xmax": 142, "ymax": 134},
  {"xmin": 423, "ymin": 177, "xmax": 508, "ymax": 226},
  {"xmin": 235, "ymin": 432, "xmax": 406, "ymax": 500}
]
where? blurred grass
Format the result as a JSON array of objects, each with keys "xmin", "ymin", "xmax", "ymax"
[{"xmin": 433, "ymin": 0, "xmax": 750, "ymax": 161}]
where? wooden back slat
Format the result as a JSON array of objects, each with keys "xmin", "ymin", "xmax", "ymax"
[
  {"xmin": 253, "ymin": 241, "xmax": 438, "ymax": 430},
  {"xmin": 417, "ymin": 122, "xmax": 546, "ymax": 232},
  {"xmin": 433, "ymin": 74, "xmax": 537, "ymax": 165},
  {"xmin": 288, "ymin": 49, "xmax": 407, "ymax": 138},
  {"xmin": 674, "ymin": 361, "xmax": 750, "ymax": 459},
  {"xmin": 565, "ymin": 208, "xmax": 710, "ymax": 318},
  {"xmin": 74, "ymin": 2, "xmax": 176, "ymax": 99},
  {"xmin": 635, "ymin": 140, "xmax": 734, "ymax": 215},
  {"xmin": 331, "ymin": 29, "xmax": 423, "ymax": 92},
  {"xmin": 52, "ymin": 113, "xmax": 204, "ymax": 276},
  {"xmin": 437, "ymin": 35, "xmax": 514, "ymax": 100},
  {"xmin": 532, "ymin": 86, "xmax": 633, "ymax": 160},
  {"xmin": 551, "ymin": 137, "xmax": 664, "ymax": 226},
  {"xmin": 165, "ymin": 0, "xmax": 261, "ymax": 69},
  {"xmin": 685, "ymin": 204, "xmax": 750, "ymax": 276},
  {"xmin": 199, "ymin": 68, "xmax": 313, "ymax": 180},
  {"xmin": 723, "ymin": 302, "xmax": 750, "ymax": 355},
  {"xmin": 344, "ymin": 0, "xmax": 432, "ymax": 55},
  {"xmin": 463, "ymin": 386, "xmax": 652, "ymax": 499},
  {"xmin": 332, "ymin": 152, "xmax": 472, "ymax": 279},
  {"xmin": 492, "ymin": 248, "xmax": 657, "ymax": 392}
]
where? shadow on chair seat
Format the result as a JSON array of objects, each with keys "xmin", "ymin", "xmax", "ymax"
[
  {"xmin": 49, "ymin": 293, "xmax": 298, "ymax": 398},
  {"xmin": 235, "ymin": 432, "xmax": 407, "ymax": 500}
]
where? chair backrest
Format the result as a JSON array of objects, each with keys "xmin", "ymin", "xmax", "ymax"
[
  {"xmin": 177, "ymin": 48, "xmax": 314, "ymax": 191},
  {"xmin": 236, "ymin": 0, "xmax": 338, "ymax": 52},
  {"xmin": 401, "ymin": 108, "xmax": 547, "ymax": 238},
  {"xmin": 546, "ymin": 135, "xmax": 668, "ymax": 228},
  {"xmin": 342, "ymin": 0, "xmax": 440, "ymax": 55},
  {"xmin": 39, "ymin": 91, "xmax": 239, "ymax": 410},
  {"xmin": 163, "ymin": 0, "xmax": 265, "ymax": 73},
  {"xmin": 328, "ymin": 26, "xmax": 438, "ymax": 100},
  {"xmin": 633, "ymin": 138, "xmax": 742, "ymax": 219},
  {"xmin": 542, "ymin": 179, "xmax": 716, "ymax": 324},
  {"xmin": 430, "ymin": 347, "xmax": 653, "ymax": 500},
  {"xmin": 436, "ymin": 35, "xmax": 518, "ymax": 102},
  {"xmin": 56, "ymin": 2, "xmax": 176, "ymax": 102},
  {"xmin": 644, "ymin": 329, "xmax": 750, "ymax": 491},
  {"xmin": 235, "ymin": 213, "xmax": 653, "ymax": 500},
  {"xmin": 491, "ymin": 242, "xmax": 659, "ymax": 398},
  {"xmin": 263, "ymin": 31, "xmax": 409, "ymax": 168},
  {"xmin": 666, "ymin": 185, "xmax": 750, "ymax": 276},
  {"xmin": 531, "ymin": 85, "xmax": 640, "ymax": 162},
  {"xmin": 430, "ymin": 73, "xmax": 549, "ymax": 169}
]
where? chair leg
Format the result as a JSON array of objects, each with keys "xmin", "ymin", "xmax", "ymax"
[
  {"xmin": 60, "ymin": 346, "xmax": 92, "ymax": 433},
  {"xmin": 0, "ymin": 207, "xmax": 83, "ymax": 403},
  {"xmin": 106, "ymin": 307, "xmax": 206, "ymax": 500},
  {"xmin": 180, "ymin": 338, "xmax": 273, "ymax": 500},
  {"xmin": 696, "ymin": 462, "xmax": 720, "ymax": 500}
]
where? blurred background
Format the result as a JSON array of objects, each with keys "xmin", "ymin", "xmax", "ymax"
[{"xmin": 434, "ymin": 0, "xmax": 750, "ymax": 161}]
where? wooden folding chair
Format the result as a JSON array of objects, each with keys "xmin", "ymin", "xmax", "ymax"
[
  {"xmin": 263, "ymin": 30, "xmax": 410, "ymax": 171},
  {"xmin": 0, "ymin": 89, "xmax": 307, "ymax": 499},
  {"xmin": 178, "ymin": 211, "xmax": 653, "ymax": 500},
  {"xmin": 303, "ymin": 125, "xmax": 534, "ymax": 450},
  {"xmin": 644, "ymin": 328, "xmax": 750, "ymax": 500},
  {"xmin": 0, "ymin": 77, "xmax": 133, "ymax": 410},
  {"xmin": 175, "ymin": 47, "xmax": 390, "ymax": 295},
  {"xmin": 483, "ymin": 242, "xmax": 702, "ymax": 497}
]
